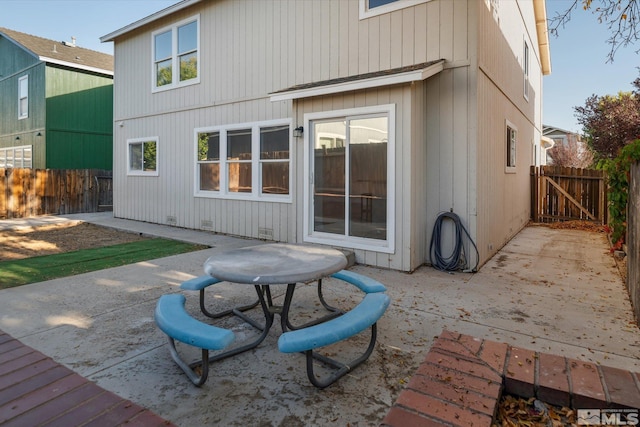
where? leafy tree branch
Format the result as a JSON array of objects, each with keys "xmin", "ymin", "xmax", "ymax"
[{"xmin": 548, "ymin": 0, "xmax": 640, "ymax": 62}]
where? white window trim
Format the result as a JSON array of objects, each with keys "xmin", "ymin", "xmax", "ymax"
[
  {"xmin": 303, "ymin": 104, "xmax": 396, "ymax": 254},
  {"xmin": 523, "ymin": 39, "xmax": 530, "ymax": 101},
  {"xmin": 359, "ymin": 0, "xmax": 431, "ymax": 19},
  {"xmin": 505, "ymin": 120, "xmax": 517, "ymax": 173},
  {"xmin": 151, "ymin": 15, "xmax": 200, "ymax": 93},
  {"xmin": 0, "ymin": 145, "xmax": 32, "ymax": 168},
  {"xmin": 127, "ymin": 137, "xmax": 159, "ymax": 176},
  {"xmin": 194, "ymin": 118, "xmax": 292, "ymax": 202},
  {"xmin": 18, "ymin": 75, "xmax": 28, "ymax": 120}
]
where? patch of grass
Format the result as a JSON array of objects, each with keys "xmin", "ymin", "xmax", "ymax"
[{"xmin": 0, "ymin": 238, "xmax": 208, "ymax": 289}]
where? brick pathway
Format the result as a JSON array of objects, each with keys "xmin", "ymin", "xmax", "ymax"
[
  {"xmin": 382, "ymin": 329, "xmax": 640, "ymax": 427},
  {"xmin": 0, "ymin": 330, "xmax": 174, "ymax": 427}
]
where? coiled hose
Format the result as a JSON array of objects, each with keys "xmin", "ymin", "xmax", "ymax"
[{"xmin": 429, "ymin": 211, "xmax": 479, "ymax": 272}]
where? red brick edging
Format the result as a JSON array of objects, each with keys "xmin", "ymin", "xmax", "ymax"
[
  {"xmin": 0, "ymin": 330, "xmax": 174, "ymax": 427},
  {"xmin": 382, "ymin": 330, "xmax": 640, "ymax": 427}
]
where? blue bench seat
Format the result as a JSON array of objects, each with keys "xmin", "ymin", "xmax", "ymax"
[
  {"xmin": 278, "ymin": 292, "xmax": 390, "ymax": 389},
  {"xmin": 330, "ymin": 270, "xmax": 387, "ymax": 294},
  {"xmin": 155, "ymin": 294, "xmax": 235, "ymax": 386},
  {"xmin": 180, "ymin": 275, "xmax": 221, "ymax": 291},
  {"xmin": 180, "ymin": 275, "xmax": 261, "ymax": 320}
]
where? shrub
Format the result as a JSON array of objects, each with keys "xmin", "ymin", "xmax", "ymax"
[{"xmin": 599, "ymin": 139, "xmax": 640, "ymax": 249}]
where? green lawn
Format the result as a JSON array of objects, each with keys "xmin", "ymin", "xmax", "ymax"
[{"xmin": 0, "ymin": 239, "xmax": 207, "ymax": 289}]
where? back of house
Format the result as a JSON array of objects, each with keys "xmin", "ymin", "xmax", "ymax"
[{"xmin": 102, "ymin": 0, "xmax": 551, "ymax": 272}]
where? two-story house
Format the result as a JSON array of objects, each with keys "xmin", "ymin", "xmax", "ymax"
[
  {"xmin": 0, "ymin": 28, "xmax": 113, "ymax": 170},
  {"xmin": 101, "ymin": 0, "xmax": 551, "ymax": 272}
]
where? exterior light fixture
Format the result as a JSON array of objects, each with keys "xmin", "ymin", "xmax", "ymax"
[{"xmin": 293, "ymin": 126, "xmax": 304, "ymax": 138}]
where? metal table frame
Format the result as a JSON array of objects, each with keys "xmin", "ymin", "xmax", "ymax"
[{"xmin": 191, "ymin": 243, "xmax": 348, "ymax": 366}]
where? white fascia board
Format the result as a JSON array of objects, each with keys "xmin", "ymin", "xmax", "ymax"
[
  {"xmin": 270, "ymin": 61, "xmax": 444, "ymax": 102},
  {"xmin": 100, "ymin": 0, "xmax": 201, "ymax": 42},
  {"xmin": 40, "ymin": 56, "xmax": 114, "ymax": 76}
]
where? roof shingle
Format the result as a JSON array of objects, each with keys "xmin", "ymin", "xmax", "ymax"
[{"xmin": 0, "ymin": 27, "xmax": 113, "ymax": 74}]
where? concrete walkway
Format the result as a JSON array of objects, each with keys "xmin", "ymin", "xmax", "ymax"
[{"xmin": 0, "ymin": 213, "xmax": 638, "ymax": 426}]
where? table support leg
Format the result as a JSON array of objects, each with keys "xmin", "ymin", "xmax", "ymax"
[
  {"xmin": 199, "ymin": 289, "xmax": 261, "ymax": 321},
  {"xmin": 282, "ymin": 282, "xmax": 343, "ymax": 332},
  {"xmin": 304, "ymin": 323, "xmax": 378, "ymax": 389},
  {"xmin": 196, "ymin": 285, "xmax": 274, "ymax": 364},
  {"xmin": 317, "ymin": 278, "xmax": 341, "ymax": 312}
]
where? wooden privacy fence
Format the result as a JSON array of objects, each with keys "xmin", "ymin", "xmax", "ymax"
[
  {"xmin": 530, "ymin": 165, "xmax": 607, "ymax": 224},
  {"xmin": 0, "ymin": 168, "xmax": 113, "ymax": 219}
]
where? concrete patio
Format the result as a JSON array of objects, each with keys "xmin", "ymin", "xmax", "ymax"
[{"xmin": 0, "ymin": 213, "xmax": 638, "ymax": 426}]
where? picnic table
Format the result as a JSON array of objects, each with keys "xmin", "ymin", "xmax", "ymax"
[{"xmin": 155, "ymin": 243, "xmax": 389, "ymax": 388}]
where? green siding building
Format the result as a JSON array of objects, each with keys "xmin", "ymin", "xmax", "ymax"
[{"xmin": 0, "ymin": 28, "xmax": 113, "ymax": 170}]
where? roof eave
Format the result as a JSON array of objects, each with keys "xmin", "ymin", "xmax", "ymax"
[
  {"xmin": 100, "ymin": 0, "xmax": 201, "ymax": 42},
  {"xmin": 533, "ymin": 0, "xmax": 552, "ymax": 75},
  {"xmin": 269, "ymin": 60, "xmax": 445, "ymax": 102},
  {"xmin": 40, "ymin": 56, "xmax": 114, "ymax": 76}
]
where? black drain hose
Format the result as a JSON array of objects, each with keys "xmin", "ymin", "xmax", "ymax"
[{"xmin": 429, "ymin": 211, "xmax": 479, "ymax": 272}]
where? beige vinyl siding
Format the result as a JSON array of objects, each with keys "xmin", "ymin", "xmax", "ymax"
[
  {"xmin": 475, "ymin": 72, "xmax": 531, "ymax": 264},
  {"xmin": 112, "ymin": 0, "xmax": 462, "ymax": 121},
  {"xmin": 113, "ymin": 97, "xmax": 294, "ymax": 242},
  {"xmin": 110, "ymin": 0, "xmax": 549, "ymax": 272},
  {"xmin": 474, "ymin": 1, "xmax": 538, "ymax": 266},
  {"xmin": 423, "ymin": 64, "xmax": 476, "ymax": 269}
]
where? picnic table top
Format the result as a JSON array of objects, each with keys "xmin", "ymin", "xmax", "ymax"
[{"xmin": 203, "ymin": 243, "xmax": 347, "ymax": 285}]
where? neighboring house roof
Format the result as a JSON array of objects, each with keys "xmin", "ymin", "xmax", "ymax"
[
  {"xmin": 0, "ymin": 27, "xmax": 113, "ymax": 75},
  {"xmin": 543, "ymin": 125, "xmax": 579, "ymax": 137}
]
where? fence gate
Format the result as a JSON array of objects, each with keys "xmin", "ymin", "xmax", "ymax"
[{"xmin": 530, "ymin": 166, "xmax": 607, "ymax": 224}]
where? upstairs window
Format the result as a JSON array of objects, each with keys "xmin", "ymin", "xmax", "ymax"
[
  {"xmin": 523, "ymin": 41, "xmax": 529, "ymax": 100},
  {"xmin": 506, "ymin": 121, "xmax": 517, "ymax": 172},
  {"xmin": 18, "ymin": 75, "xmax": 28, "ymax": 119},
  {"xmin": 152, "ymin": 16, "xmax": 199, "ymax": 91},
  {"xmin": 128, "ymin": 137, "xmax": 158, "ymax": 176},
  {"xmin": 359, "ymin": 0, "xmax": 430, "ymax": 19}
]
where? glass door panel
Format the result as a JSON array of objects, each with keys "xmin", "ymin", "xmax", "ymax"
[
  {"xmin": 313, "ymin": 121, "xmax": 346, "ymax": 235},
  {"xmin": 348, "ymin": 117, "xmax": 388, "ymax": 240}
]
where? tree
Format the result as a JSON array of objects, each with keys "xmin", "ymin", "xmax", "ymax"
[
  {"xmin": 574, "ymin": 76, "xmax": 640, "ymax": 159},
  {"xmin": 548, "ymin": 0, "xmax": 640, "ymax": 62},
  {"xmin": 548, "ymin": 133, "xmax": 595, "ymax": 167}
]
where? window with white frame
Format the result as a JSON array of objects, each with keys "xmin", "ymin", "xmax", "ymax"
[
  {"xmin": 506, "ymin": 121, "xmax": 517, "ymax": 172},
  {"xmin": 195, "ymin": 120, "xmax": 291, "ymax": 200},
  {"xmin": 127, "ymin": 137, "xmax": 158, "ymax": 176},
  {"xmin": 523, "ymin": 41, "xmax": 529, "ymax": 100},
  {"xmin": 18, "ymin": 75, "xmax": 28, "ymax": 119},
  {"xmin": 359, "ymin": 0, "xmax": 430, "ymax": 19},
  {"xmin": 152, "ymin": 16, "xmax": 199, "ymax": 91},
  {"xmin": 304, "ymin": 105, "xmax": 395, "ymax": 253},
  {"xmin": 0, "ymin": 145, "xmax": 32, "ymax": 168}
]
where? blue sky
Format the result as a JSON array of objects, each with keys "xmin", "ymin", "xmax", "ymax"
[
  {"xmin": 1, "ymin": 0, "xmax": 638, "ymax": 134},
  {"xmin": 544, "ymin": 0, "xmax": 639, "ymax": 133}
]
